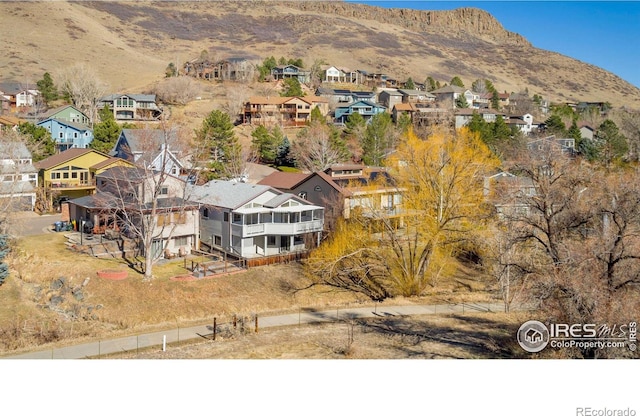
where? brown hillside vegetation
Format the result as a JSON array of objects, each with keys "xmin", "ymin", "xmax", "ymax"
[{"xmin": 1, "ymin": 1, "xmax": 639, "ymax": 108}]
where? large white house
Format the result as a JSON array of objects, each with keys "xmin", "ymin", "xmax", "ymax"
[{"xmin": 188, "ymin": 180, "xmax": 324, "ymax": 259}]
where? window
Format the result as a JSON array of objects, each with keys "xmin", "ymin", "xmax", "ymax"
[
  {"xmin": 203, "ymin": 207, "xmax": 209, "ymax": 219},
  {"xmin": 51, "ymin": 172, "xmax": 61, "ymax": 180},
  {"xmin": 232, "ymin": 213, "xmax": 242, "ymax": 224},
  {"xmin": 160, "ymin": 186, "xmax": 168, "ymax": 195},
  {"xmin": 3, "ymin": 175, "xmax": 13, "ymax": 182},
  {"xmin": 59, "ymin": 132, "xmax": 63, "ymax": 138},
  {"xmin": 314, "ymin": 185, "xmax": 322, "ymax": 192},
  {"xmin": 74, "ymin": 132, "xmax": 78, "ymax": 138},
  {"xmin": 62, "ymin": 172, "xmax": 69, "ymax": 179},
  {"xmin": 268, "ymin": 236, "xmax": 276, "ymax": 245},
  {"xmin": 214, "ymin": 235, "xmax": 222, "ymax": 246},
  {"xmin": 173, "ymin": 236, "xmax": 189, "ymax": 247},
  {"xmin": 71, "ymin": 172, "xmax": 78, "ymax": 179},
  {"xmin": 223, "ymin": 212, "xmax": 229, "ymax": 222},
  {"xmin": 174, "ymin": 212, "xmax": 187, "ymax": 224},
  {"xmin": 298, "ymin": 191, "xmax": 307, "ymax": 200},
  {"xmin": 157, "ymin": 213, "xmax": 171, "ymax": 226}
]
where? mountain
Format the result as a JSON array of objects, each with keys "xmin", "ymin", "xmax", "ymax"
[{"xmin": 2, "ymin": 0, "xmax": 639, "ymax": 108}]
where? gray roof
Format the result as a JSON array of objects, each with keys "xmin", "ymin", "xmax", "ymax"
[
  {"xmin": 187, "ymin": 180, "xmax": 276, "ymax": 210},
  {"xmin": 99, "ymin": 94, "xmax": 157, "ymax": 103},
  {"xmin": 37, "ymin": 118, "xmax": 92, "ymax": 132},
  {"xmin": 115, "ymin": 129, "xmax": 179, "ymax": 154}
]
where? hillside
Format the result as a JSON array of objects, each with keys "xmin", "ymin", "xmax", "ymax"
[{"xmin": 2, "ymin": 0, "xmax": 639, "ymax": 108}]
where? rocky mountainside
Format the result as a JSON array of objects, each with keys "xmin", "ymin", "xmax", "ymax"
[{"xmin": 2, "ymin": 0, "xmax": 639, "ymax": 108}]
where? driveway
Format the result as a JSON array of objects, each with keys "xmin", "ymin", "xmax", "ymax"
[{"xmin": 7, "ymin": 211, "xmax": 62, "ymax": 237}]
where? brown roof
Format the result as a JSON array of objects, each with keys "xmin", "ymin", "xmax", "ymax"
[
  {"xmin": 393, "ymin": 103, "xmax": 416, "ymax": 112},
  {"xmin": 258, "ymin": 171, "xmax": 311, "ymax": 189},
  {"xmin": 35, "ymin": 148, "xmax": 101, "ymax": 170}
]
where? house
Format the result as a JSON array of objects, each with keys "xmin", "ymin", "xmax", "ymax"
[
  {"xmin": 0, "ymin": 141, "xmax": 38, "ymax": 211},
  {"xmin": 242, "ymin": 96, "xmax": 329, "ymax": 127},
  {"xmin": 355, "ymin": 70, "xmax": 389, "ymax": 88},
  {"xmin": 333, "ymin": 100, "xmax": 387, "ymax": 124},
  {"xmin": 505, "ymin": 113, "xmax": 538, "ymax": 135},
  {"xmin": 378, "ymin": 89, "xmax": 403, "ymax": 113},
  {"xmin": 259, "ymin": 164, "xmax": 403, "ymax": 220},
  {"xmin": 483, "ymin": 171, "xmax": 536, "ymax": 218},
  {"xmin": 111, "ymin": 128, "xmax": 186, "ymax": 176},
  {"xmin": 431, "ymin": 85, "xmax": 474, "ymax": 108},
  {"xmin": 454, "ymin": 108, "xmax": 500, "ymax": 129},
  {"xmin": 526, "ymin": 136, "xmax": 576, "ymax": 155},
  {"xmin": 578, "ymin": 122, "xmax": 596, "ymax": 140},
  {"xmin": 39, "ymin": 105, "xmax": 90, "ymax": 127},
  {"xmin": 34, "ymin": 148, "xmax": 133, "ymax": 206},
  {"xmin": 68, "ymin": 166, "xmax": 199, "ymax": 258},
  {"xmin": 398, "ymin": 89, "xmax": 436, "ymax": 104},
  {"xmin": 97, "ymin": 94, "xmax": 163, "ymax": 121},
  {"xmin": 187, "ymin": 180, "xmax": 324, "ymax": 260},
  {"xmin": 271, "ymin": 65, "xmax": 311, "ymax": 84},
  {"xmin": 323, "ymin": 66, "xmax": 357, "ymax": 83},
  {"xmin": 392, "ymin": 103, "xmax": 450, "ymax": 127},
  {"xmin": 184, "ymin": 56, "xmax": 256, "ymax": 82},
  {"xmin": 0, "ymin": 82, "xmax": 39, "ymax": 110},
  {"xmin": 36, "ymin": 118, "xmax": 94, "ymax": 152}
]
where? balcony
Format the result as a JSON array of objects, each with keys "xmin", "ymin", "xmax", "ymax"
[
  {"xmin": 46, "ymin": 179, "xmax": 96, "ymax": 189},
  {"xmin": 232, "ymin": 219, "xmax": 323, "ymax": 238}
]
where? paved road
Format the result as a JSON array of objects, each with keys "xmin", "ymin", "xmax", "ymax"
[
  {"xmin": 8, "ymin": 211, "xmax": 62, "ymax": 237},
  {"xmin": 3, "ymin": 302, "xmax": 514, "ymax": 359}
]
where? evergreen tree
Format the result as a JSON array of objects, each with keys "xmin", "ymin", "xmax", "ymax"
[
  {"xmin": 0, "ymin": 233, "xmax": 8, "ymax": 287},
  {"xmin": 596, "ymin": 119, "xmax": 628, "ymax": 167},
  {"xmin": 455, "ymin": 94, "xmax": 469, "ymax": 108},
  {"xmin": 425, "ymin": 76, "xmax": 437, "ymax": 92},
  {"xmin": 544, "ymin": 114, "xmax": 567, "ymax": 136},
  {"xmin": 276, "ymin": 136, "xmax": 294, "ymax": 167},
  {"xmin": 257, "ymin": 56, "xmax": 277, "ymax": 81},
  {"xmin": 492, "ymin": 115, "xmax": 512, "ymax": 142},
  {"xmin": 450, "ymin": 76, "xmax": 465, "ymax": 88},
  {"xmin": 362, "ymin": 112, "xmax": 394, "ymax": 166},
  {"xmin": 404, "ymin": 77, "xmax": 415, "ymax": 90},
  {"xmin": 396, "ymin": 112, "xmax": 412, "ymax": 134},
  {"xmin": 467, "ymin": 112, "xmax": 491, "ymax": 146},
  {"xmin": 251, "ymin": 125, "xmax": 284, "ymax": 165},
  {"xmin": 17, "ymin": 122, "xmax": 55, "ymax": 162},
  {"xmin": 90, "ymin": 106, "xmax": 122, "ymax": 154},
  {"xmin": 36, "ymin": 72, "xmax": 58, "ymax": 105},
  {"xmin": 281, "ymin": 77, "xmax": 304, "ymax": 97},
  {"xmin": 195, "ymin": 109, "xmax": 239, "ymax": 178},
  {"xmin": 310, "ymin": 106, "xmax": 324, "ymax": 124},
  {"xmin": 165, "ymin": 63, "xmax": 177, "ymax": 78},
  {"xmin": 568, "ymin": 120, "xmax": 582, "ymax": 141},
  {"xmin": 490, "ymin": 90, "xmax": 500, "ymax": 110}
]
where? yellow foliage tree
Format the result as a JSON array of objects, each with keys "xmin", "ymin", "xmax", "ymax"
[{"xmin": 305, "ymin": 126, "xmax": 500, "ymax": 299}]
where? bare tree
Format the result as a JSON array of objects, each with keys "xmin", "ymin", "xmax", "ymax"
[
  {"xmin": 291, "ymin": 122, "xmax": 346, "ymax": 172},
  {"xmin": 91, "ymin": 122, "xmax": 199, "ymax": 280},
  {"xmin": 153, "ymin": 76, "xmax": 201, "ymax": 105},
  {"xmin": 57, "ymin": 63, "xmax": 108, "ymax": 126},
  {"xmin": 220, "ymin": 83, "xmax": 250, "ymax": 124}
]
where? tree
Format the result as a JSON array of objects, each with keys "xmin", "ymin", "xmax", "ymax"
[
  {"xmin": 36, "ymin": 72, "xmax": 58, "ymax": 105},
  {"xmin": 256, "ymin": 56, "xmax": 277, "ymax": 81},
  {"xmin": 543, "ymin": 114, "xmax": 567, "ymax": 136},
  {"xmin": 308, "ymin": 58, "xmax": 327, "ymax": 89},
  {"xmin": 251, "ymin": 125, "xmax": 284, "ymax": 165},
  {"xmin": 154, "ymin": 76, "xmax": 201, "ymax": 105},
  {"xmin": 396, "ymin": 112, "xmax": 412, "ymax": 134},
  {"xmin": 165, "ymin": 62, "xmax": 177, "ymax": 78},
  {"xmin": 194, "ymin": 110, "xmax": 241, "ymax": 180},
  {"xmin": 596, "ymin": 119, "xmax": 628, "ymax": 167},
  {"xmin": 0, "ymin": 233, "xmax": 8, "ymax": 286},
  {"xmin": 450, "ymin": 76, "xmax": 465, "ymax": 88},
  {"xmin": 361, "ymin": 112, "xmax": 395, "ymax": 166},
  {"xmin": 490, "ymin": 90, "xmax": 500, "ymax": 110},
  {"xmin": 455, "ymin": 94, "xmax": 469, "ymax": 109},
  {"xmin": 492, "ymin": 115, "xmax": 512, "ymax": 142},
  {"xmin": 17, "ymin": 122, "xmax": 55, "ymax": 162},
  {"xmin": 275, "ymin": 136, "xmax": 294, "ymax": 167},
  {"xmin": 343, "ymin": 112, "xmax": 367, "ymax": 162},
  {"xmin": 498, "ymin": 152, "xmax": 640, "ymax": 357},
  {"xmin": 425, "ymin": 76, "xmax": 437, "ymax": 92},
  {"xmin": 404, "ymin": 77, "xmax": 415, "ymax": 90},
  {"xmin": 57, "ymin": 63, "xmax": 107, "ymax": 126},
  {"xmin": 90, "ymin": 106, "xmax": 122, "ymax": 154},
  {"xmin": 292, "ymin": 121, "xmax": 349, "ymax": 172},
  {"xmin": 306, "ymin": 127, "xmax": 500, "ymax": 299},
  {"xmin": 310, "ymin": 106, "xmax": 324, "ymax": 124},
  {"xmin": 280, "ymin": 77, "xmax": 304, "ymax": 97}
]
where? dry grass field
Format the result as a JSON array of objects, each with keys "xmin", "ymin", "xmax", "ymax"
[{"xmin": 0, "ymin": 231, "xmax": 514, "ymax": 358}]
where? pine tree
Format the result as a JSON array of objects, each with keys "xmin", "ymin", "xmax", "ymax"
[
  {"xmin": 91, "ymin": 106, "xmax": 122, "ymax": 154},
  {"xmin": 0, "ymin": 234, "xmax": 9, "ymax": 286},
  {"xmin": 36, "ymin": 72, "xmax": 58, "ymax": 105}
]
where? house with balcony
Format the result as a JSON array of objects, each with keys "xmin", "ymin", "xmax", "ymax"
[
  {"xmin": 323, "ymin": 66, "xmax": 358, "ymax": 83},
  {"xmin": 378, "ymin": 89, "xmax": 403, "ymax": 113},
  {"xmin": 97, "ymin": 94, "xmax": 163, "ymax": 121},
  {"xmin": 259, "ymin": 164, "xmax": 403, "ymax": 221},
  {"xmin": 454, "ymin": 108, "xmax": 501, "ymax": 129},
  {"xmin": 0, "ymin": 82, "xmax": 39, "ymax": 111},
  {"xmin": 34, "ymin": 148, "xmax": 134, "ymax": 207},
  {"xmin": 271, "ymin": 65, "xmax": 311, "ymax": 84},
  {"xmin": 36, "ymin": 118, "xmax": 94, "ymax": 152},
  {"xmin": 187, "ymin": 180, "xmax": 324, "ymax": 260},
  {"xmin": 0, "ymin": 141, "xmax": 38, "ymax": 211},
  {"xmin": 242, "ymin": 96, "xmax": 329, "ymax": 127},
  {"xmin": 67, "ymin": 166, "xmax": 199, "ymax": 258},
  {"xmin": 333, "ymin": 100, "xmax": 387, "ymax": 124}
]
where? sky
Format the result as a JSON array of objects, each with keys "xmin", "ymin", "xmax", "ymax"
[{"xmin": 346, "ymin": 1, "xmax": 640, "ymax": 89}]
